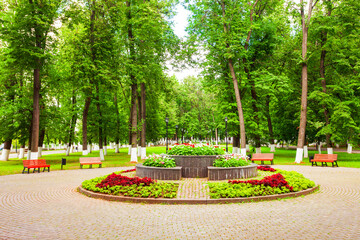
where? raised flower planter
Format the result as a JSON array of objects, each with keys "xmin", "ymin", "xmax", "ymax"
[
  {"xmin": 170, "ymin": 155, "xmax": 219, "ymax": 178},
  {"xmin": 207, "ymin": 163, "xmax": 258, "ymax": 181},
  {"xmin": 136, "ymin": 164, "xmax": 182, "ymax": 180}
]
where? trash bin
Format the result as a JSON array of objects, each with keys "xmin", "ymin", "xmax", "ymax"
[{"xmin": 61, "ymin": 158, "xmax": 66, "ymax": 170}]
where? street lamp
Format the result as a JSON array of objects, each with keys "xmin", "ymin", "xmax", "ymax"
[
  {"xmin": 165, "ymin": 117, "xmax": 169, "ymax": 153},
  {"xmin": 175, "ymin": 125, "xmax": 178, "ymax": 143},
  {"xmin": 181, "ymin": 128, "xmax": 184, "ymax": 143},
  {"xmin": 225, "ymin": 117, "xmax": 228, "ymax": 152}
]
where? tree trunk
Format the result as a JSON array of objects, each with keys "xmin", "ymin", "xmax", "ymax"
[
  {"xmin": 130, "ymin": 83, "xmax": 138, "ymax": 159},
  {"xmin": 114, "ymin": 93, "xmax": 120, "ymax": 153},
  {"xmin": 295, "ymin": 0, "xmax": 315, "ymax": 163},
  {"xmin": 320, "ymin": 4, "xmax": 332, "ymax": 148},
  {"xmin": 232, "ymin": 135, "xmax": 239, "ymax": 154},
  {"xmin": 38, "ymin": 129, "xmax": 45, "ymax": 157},
  {"xmin": 228, "ymin": 59, "xmax": 247, "ymax": 154},
  {"xmin": 248, "ymin": 69, "xmax": 261, "ymax": 148},
  {"xmin": 30, "ymin": 66, "xmax": 41, "ymax": 159},
  {"xmin": 220, "ymin": 0, "xmax": 247, "ymax": 155},
  {"xmin": 137, "ymin": 94, "xmax": 141, "ymax": 157},
  {"xmin": 67, "ymin": 92, "xmax": 77, "ymax": 156},
  {"xmin": 127, "ymin": 0, "xmax": 137, "ymax": 162},
  {"xmin": 1, "ymin": 140, "xmax": 12, "ymax": 161},
  {"xmin": 27, "ymin": 118, "xmax": 33, "ymax": 160},
  {"xmin": 82, "ymin": 96, "xmax": 91, "ymax": 155},
  {"xmin": 266, "ymin": 96, "xmax": 275, "ymax": 144},
  {"xmin": 140, "ymin": 82, "xmax": 146, "ymax": 158}
]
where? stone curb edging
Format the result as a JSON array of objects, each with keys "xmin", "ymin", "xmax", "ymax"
[{"xmin": 78, "ymin": 185, "xmax": 319, "ymax": 205}]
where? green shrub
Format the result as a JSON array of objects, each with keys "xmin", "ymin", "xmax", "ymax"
[
  {"xmin": 82, "ymin": 173, "xmax": 178, "ymax": 198},
  {"xmin": 168, "ymin": 144, "xmax": 224, "ymax": 156},
  {"xmin": 213, "ymin": 154, "xmax": 250, "ymax": 167},
  {"xmin": 208, "ymin": 169, "xmax": 315, "ymax": 199},
  {"xmin": 143, "ymin": 154, "xmax": 176, "ymax": 168}
]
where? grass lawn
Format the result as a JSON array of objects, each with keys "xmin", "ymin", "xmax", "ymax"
[{"xmin": 0, "ymin": 145, "xmax": 359, "ymax": 176}]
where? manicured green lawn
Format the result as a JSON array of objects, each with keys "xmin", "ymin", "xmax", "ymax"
[{"xmin": 0, "ymin": 145, "xmax": 359, "ymax": 176}]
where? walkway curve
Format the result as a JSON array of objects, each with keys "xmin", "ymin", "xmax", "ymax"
[{"xmin": 0, "ymin": 166, "xmax": 360, "ymax": 239}]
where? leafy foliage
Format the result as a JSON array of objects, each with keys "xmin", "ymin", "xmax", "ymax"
[
  {"xmin": 208, "ymin": 169, "xmax": 315, "ymax": 199},
  {"xmin": 82, "ymin": 173, "xmax": 178, "ymax": 198},
  {"xmin": 213, "ymin": 154, "xmax": 250, "ymax": 168},
  {"xmin": 143, "ymin": 154, "xmax": 176, "ymax": 168},
  {"xmin": 168, "ymin": 144, "xmax": 224, "ymax": 156}
]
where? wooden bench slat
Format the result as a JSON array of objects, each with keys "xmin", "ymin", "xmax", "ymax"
[
  {"xmin": 251, "ymin": 153, "xmax": 274, "ymax": 165},
  {"xmin": 311, "ymin": 154, "xmax": 338, "ymax": 167},
  {"xmin": 79, "ymin": 157, "xmax": 102, "ymax": 169},
  {"xmin": 22, "ymin": 159, "xmax": 50, "ymax": 174}
]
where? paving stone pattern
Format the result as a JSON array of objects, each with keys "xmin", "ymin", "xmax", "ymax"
[{"xmin": 0, "ymin": 166, "xmax": 360, "ymax": 239}]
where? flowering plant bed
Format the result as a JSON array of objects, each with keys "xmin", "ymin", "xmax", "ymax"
[
  {"xmin": 82, "ymin": 172, "xmax": 178, "ymax": 198},
  {"xmin": 213, "ymin": 154, "xmax": 250, "ymax": 167},
  {"xmin": 168, "ymin": 143, "xmax": 224, "ymax": 156},
  {"xmin": 142, "ymin": 154, "xmax": 176, "ymax": 168},
  {"xmin": 208, "ymin": 168, "xmax": 315, "ymax": 199}
]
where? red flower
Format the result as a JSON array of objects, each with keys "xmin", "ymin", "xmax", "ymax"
[
  {"xmin": 207, "ymin": 143, "xmax": 209, "ymax": 145},
  {"xmin": 229, "ymin": 173, "xmax": 293, "ymax": 191},
  {"xmin": 169, "ymin": 148, "xmax": 172, "ymax": 150},
  {"xmin": 96, "ymin": 173, "xmax": 155, "ymax": 188},
  {"xmin": 257, "ymin": 166, "xmax": 276, "ymax": 172}
]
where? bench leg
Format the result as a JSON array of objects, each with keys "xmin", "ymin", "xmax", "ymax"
[
  {"xmin": 38, "ymin": 168, "xmax": 40, "ymax": 173},
  {"xmin": 28, "ymin": 168, "xmax": 30, "ymax": 174},
  {"xmin": 22, "ymin": 167, "xmax": 26, "ymax": 174},
  {"xmin": 90, "ymin": 164, "xmax": 92, "ymax": 169},
  {"xmin": 271, "ymin": 161, "xmax": 273, "ymax": 165},
  {"xmin": 48, "ymin": 167, "xmax": 50, "ymax": 172},
  {"xmin": 261, "ymin": 161, "xmax": 264, "ymax": 165},
  {"xmin": 335, "ymin": 161, "xmax": 338, "ymax": 167},
  {"xmin": 99, "ymin": 164, "xmax": 102, "ymax": 168},
  {"xmin": 80, "ymin": 164, "xmax": 83, "ymax": 169},
  {"xmin": 43, "ymin": 167, "xmax": 45, "ymax": 172}
]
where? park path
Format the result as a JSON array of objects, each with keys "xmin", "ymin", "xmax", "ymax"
[{"xmin": 0, "ymin": 165, "xmax": 360, "ymax": 239}]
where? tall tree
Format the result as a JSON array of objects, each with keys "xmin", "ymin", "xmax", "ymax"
[{"xmin": 295, "ymin": 0, "xmax": 318, "ymax": 163}]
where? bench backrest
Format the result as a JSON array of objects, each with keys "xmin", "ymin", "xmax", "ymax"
[
  {"xmin": 79, "ymin": 157, "xmax": 102, "ymax": 163},
  {"xmin": 314, "ymin": 154, "xmax": 337, "ymax": 160},
  {"xmin": 23, "ymin": 159, "xmax": 47, "ymax": 166},
  {"xmin": 252, "ymin": 153, "xmax": 274, "ymax": 159}
]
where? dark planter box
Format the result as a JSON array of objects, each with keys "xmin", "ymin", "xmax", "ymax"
[
  {"xmin": 207, "ymin": 163, "xmax": 258, "ymax": 181},
  {"xmin": 170, "ymin": 155, "xmax": 219, "ymax": 178},
  {"xmin": 136, "ymin": 164, "xmax": 182, "ymax": 180}
]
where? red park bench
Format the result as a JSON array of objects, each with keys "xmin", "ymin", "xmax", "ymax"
[
  {"xmin": 251, "ymin": 153, "xmax": 274, "ymax": 165},
  {"xmin": 22, "ymin": 159, "xmax": 51, "ymax": 174},
  {"xmin": 79, "ymin": 157, "xmax": 102, "ymax": 169},
  {"xmin": 311, "ymin": 154, "xmax": 338, "ymax": 167}
]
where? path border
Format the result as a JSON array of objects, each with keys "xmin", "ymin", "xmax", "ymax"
[{"xmin": 78, "ymin": 185, "xmax": 319, "ymax": 205}]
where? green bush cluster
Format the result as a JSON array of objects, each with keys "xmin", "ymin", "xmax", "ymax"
[
  {"xmin": 208, "ymin": 169, "xmax": 315, "ymax": 199},
  {"xmin": 143, "ymin": 155, "xmax": 176, "ymax": 168},
  {"xmin": 208, "ymin": 182, "xmax": 291, "ymax": 199},
  {"xmin": 168, "ymin": 145, "xmax": 224, "ymax": 156},
  {"xmin": 213, "ymin": 156, "xmax": 250, "ymax": 167},
  {"xmin": 82, "ymin": 175, "xmax": 178, "ymax": 198},
  {"xmin": 276, "ymin": 169, "xmax": 315, "ymax": 192}
]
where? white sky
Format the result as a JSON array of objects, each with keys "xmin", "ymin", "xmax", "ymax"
[{"xmin": 166, "ymin": 4, "xmax": 201, "ymax": 81}]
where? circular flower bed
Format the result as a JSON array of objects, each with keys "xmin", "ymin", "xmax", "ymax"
[
  {"xmin": 143, "ymin": 154, "xmax": 176, "ymax": 168},
  {"xmin": 208, "ymin": 166, "xmax": 315, "ymax": 199},
  {"xmin": 80, "ymin": 166, "xmax": 317, "ymax": 204},
  {"xmin": 213, "ymin": 154, "xmax": 250, "ymax": 167},
  {"xmin": 168, "ymin": 143, "xmax": 224, "ymax": 156},
  {"xmin": 82, "ymin": 169, "xmax": 178, "ymax": 198}
]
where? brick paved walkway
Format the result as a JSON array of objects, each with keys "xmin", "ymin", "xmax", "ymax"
[{"xmin": 0, "ymin": 166, "xmax": 359, "ymax": 239}]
